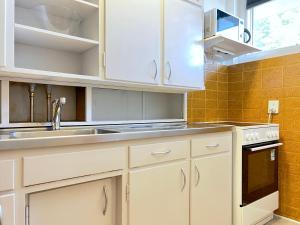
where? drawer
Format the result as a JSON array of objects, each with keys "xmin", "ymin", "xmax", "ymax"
[
  {"xmin": 0, "ymin": 160, "xmax": 15, "ymax": 192},
  {"xmin": 23, "ymin": 147, "xmax": 126, "ymax": 186},
  {"xmin": 192, "ymin": 132, "xmax": 232, "ymax": 157},
  {"xmin": 129, "ymin": 140, "xmax": 189, "ymax": 168},
  {"xmin": 0, "ymin": 194, "xmax": 15, "ymax": 225}
]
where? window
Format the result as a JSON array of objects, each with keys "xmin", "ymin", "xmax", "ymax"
[{"xmin": 250, "ymin": 0, "xmax": 300, "ymax": 50}]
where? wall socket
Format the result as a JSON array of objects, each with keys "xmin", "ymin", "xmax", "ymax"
[{"xmin": 268, "ymin": 100, "xmax": 279, "ymax": 114}]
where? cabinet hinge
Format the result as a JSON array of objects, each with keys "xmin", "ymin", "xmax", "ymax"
[
  {"xmin": 126, "ymin": 184, "xmax": 129, "ymax": 202},
  {"xmin": 25, "ymin": 204, "xmax": 30, "ymax": 225},
  {"xmin": 103, "ymin": 52, "xmax": 106, "ymax": 68}
]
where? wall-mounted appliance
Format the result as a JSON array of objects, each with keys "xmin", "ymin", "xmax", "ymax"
[{"xmin": 204, "ymin": 8, "xmax": 245, "ymax": 43}]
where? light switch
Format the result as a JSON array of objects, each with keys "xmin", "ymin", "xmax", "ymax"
[{"xmin": 268, "ymin": 100, "xmax": 279, "ymax": 114}]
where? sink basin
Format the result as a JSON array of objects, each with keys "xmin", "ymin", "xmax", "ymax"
[{"xmin": 8, "ymin": 128, "xmax": 119, "ymax": 139}]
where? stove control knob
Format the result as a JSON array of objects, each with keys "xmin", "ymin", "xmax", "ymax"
[
  {"xmin": 267, "ymin": 131, "xmax": 272, "ymax": 139},
  {"xmin": 246, "ymin": 134, "xmax": 252, "ymax": 141}
]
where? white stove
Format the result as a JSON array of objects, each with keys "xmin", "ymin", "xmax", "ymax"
[{"xmin": 216, "ymin": 122, "xmax": 281, "ymax": 225}]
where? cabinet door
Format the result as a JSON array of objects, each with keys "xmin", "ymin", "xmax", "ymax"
[
  {"xmin": 191, "ymin": 154, "xmax": 232, "ymax": 225},
  {"xmin": 164, "ymin": 0, "xmax": 204, "ymax": 88},
  {"xmin": 0, "ymin": 194, "xmax": 15, "ymax": 225},
  {"xmin": 29, "ymin": 179, "xmax": 115, "ymax": 225},
  {"xmin": 0, "ymin": 0, "xmax": 6, "ymax": 67},
  {"xmin": 105, "ymin": 0, "xmax": 160, "ymax": 84},
  {"xmin": 129, "ymin": 161, "xmax": 189, "ymax": 225}
]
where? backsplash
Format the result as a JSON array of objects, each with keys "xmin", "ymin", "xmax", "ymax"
[
  {"xmin": 188, "ymin": 63, "xmax": 229, "ymax": 122},
  {"xmin": 188, "ymin": 53, "xmax": 300, "ymax": 221}
]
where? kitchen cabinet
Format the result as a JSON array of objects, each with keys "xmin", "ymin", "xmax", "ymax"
[
  {"xmin": 164, "ymin": 0, "xmax": 204, "ymax": 88},
  {"xmin": 191, "ymin": 154, "xmax": 232, "ymax": 225},
  {"xmin": 105, "ymin": 0, "xmax": 161, "ymax": 84},
  {"xmin": 0, "ymin": 0, "xmax": 5, "ymax": 67},
  {"xmin": 28, "ymin": 178, "xmax": 116, "ymax": 225},
  {"xmin": 129, "ymin": 161, "xmax": 189, "ymax": 225},
  {"xmin": 0, "ymin": 194, "xmax": 15, "ymax": 225}
]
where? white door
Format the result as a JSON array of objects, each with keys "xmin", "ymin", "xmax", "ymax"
[
  {"xmin": 28, "ymin": 178, "xmax": 115, "ymax": 225},
  {"xmin": 191, "ymin": 154, "xmax": 232, "ymax": 225},
  {"xmin": 0, "ymin": 0, "xmax": 6, "ymax": 67},
  {"xmin": 0, "ymin": 194, "xmax": 15, "ymax": 225},
  {"xmin": 129, "ymin": 161, "xmax": 189, "ymax": 225},
  {"xmin": 105, "ymin": 0, "xmax": 161, "ymax": 84},
  {"xmin": 164, "ymin": 0, "xmax": 205, "ymax": 89}
]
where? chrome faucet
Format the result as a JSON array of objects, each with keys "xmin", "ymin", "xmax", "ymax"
[{"xmin": 52, "ymin": 97, "xmax": 66, "ymax": 130}]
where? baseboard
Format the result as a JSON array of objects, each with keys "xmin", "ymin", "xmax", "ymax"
[{"xmin": 275, "ymin": 214, "xmax": 300, "ymax": 224}]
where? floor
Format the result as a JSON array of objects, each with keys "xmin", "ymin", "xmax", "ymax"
[{"xmin": 267, "ymin": 217, "xmax": 299, "ymax": 225}]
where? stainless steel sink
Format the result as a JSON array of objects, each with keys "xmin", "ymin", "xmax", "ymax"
[{"xmin": 8, "ymin": 128, "xmax": 119, "ymax": 139}]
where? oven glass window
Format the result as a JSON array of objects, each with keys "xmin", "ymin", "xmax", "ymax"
[
  {"xmin": 217, "ymin": 10, "xmax": 239, "ymax": 32},
  {"xmin": 248, "ymin": 149, "xmax": 276, "ymax": 193},
  {"xmin": 243, "ymin": 148, "xmax": 278, "ymax": 205}
]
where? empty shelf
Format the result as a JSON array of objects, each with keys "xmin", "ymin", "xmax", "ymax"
[
  {"xmin": 15, "ymin": 24, "xmax": 99, "ymax": 53},
  {"xmin": 15, "ymin": 0, "xmax": 98, "ymax": 19},
  {"xmin": 205, "ymin": 35, "xmax": 261, "ymax": 57}
]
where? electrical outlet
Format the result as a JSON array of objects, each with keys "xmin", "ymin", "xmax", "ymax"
[{"xmin": 268, "ymin": 100, "xmax": 279, "ymax": 114}]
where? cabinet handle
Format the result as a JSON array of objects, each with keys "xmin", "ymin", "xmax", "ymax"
[
  {"xmin": 195, "ymin": 166, "xmax": 200, "ymax": 187},
  {"xmin": 153, "ymin": 60, "xmax": 158, "ymax": 80},
  {"xmin": 102, "ymin": 186, "xmax": 108, "ymax": 216},
  {"xmin": 151, "ymin": 150, "xmax": 172, "ymax": 156},
  {"xmin": 0, "ymin": 204, "xmax": 2, "ymax": 225},
  {"xmin": 181, "ymin": 168, "xmax": 186, "ymax": 192},
  {"xmin": 166, "ymin": 61, "xmax": 172, "ymax": 80},
  {"xmin": 205, "ymin": 144, "xmax": 220, "ymax": 148}
]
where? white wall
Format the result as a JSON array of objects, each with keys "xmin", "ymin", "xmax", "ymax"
[
  {"xmin": 204, "ymin": 0, "xmax": 227, "ymax": 11},
  {"xmin": 204, "ymin": 0, "xmax": 243, "ymax": 17}
]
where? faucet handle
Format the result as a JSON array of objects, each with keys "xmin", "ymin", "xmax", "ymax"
[{"xmin": 60, "ymin": 97, "xmax": 66, "ymax": 105}]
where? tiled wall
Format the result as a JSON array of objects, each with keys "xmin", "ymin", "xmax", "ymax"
[
  {"xmin": 187, "ymin": 63, "xmax": 229, "ymax": 122},
  {"xmin": 188, "ymin": 53, "xmax": 300, "ymax": 221}
]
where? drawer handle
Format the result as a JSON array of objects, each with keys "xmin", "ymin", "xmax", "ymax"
[
  {"xmin": 151, "ymin": 150, "xmax": 172, "ymax": 156},
  {"xmin": 195, "ymin": 166, "xmax": 200, "ymax": 187},
  {"xmin": 0, "ymin": 204, "xmax": 2, "ymax": 225},
  {"xmin": 102, "ymin": 186, "xmax": 108, "ymax": 216},
  {"xmin": 181, "ymin": 168, "xmax": 186, "ymax": 192},
  {"xmin": 205, "ymin": 144, "xmax": 220, "ymax": 148}
]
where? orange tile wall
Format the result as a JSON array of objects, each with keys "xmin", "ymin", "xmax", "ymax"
[
  {"xmin": 187, "ymin": 63, "xmax": 229, "ymax": 122},
  {"xmin": 188, "ymin": 53, "xmax": 300, "ymax": 221}
]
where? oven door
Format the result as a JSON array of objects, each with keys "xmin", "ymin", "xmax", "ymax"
[{"xmin": 242, "ymin": 142, "xmax": 282, "ymax": 206}]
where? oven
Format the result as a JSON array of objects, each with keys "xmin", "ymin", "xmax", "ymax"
[{"xmin": 242, "ymin": 141, "xmax": 282, "ymax": 206}]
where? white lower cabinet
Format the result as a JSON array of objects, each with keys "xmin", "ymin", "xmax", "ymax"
[
  {"xmin": 28, "ymin": 178, "xmax": 115, "ymax": 225},
  {"xmin": 191, "ymin": 154, "xmax": 232, "ymax": 225},
  {"xmin": 0, "ymin": 194, "xmax": 15, "ymax": 225},
  {"xmin": 129, "ymin": 161, "xmax": 189, "ymax": 225}
]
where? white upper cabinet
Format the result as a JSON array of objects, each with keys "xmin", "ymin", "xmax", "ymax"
[
  {"xmin": 105, "ymin": 0, "xmax": 161, "ymax": 84},
  {"xmin": 0, "ymin": 0, "xmax": 6, "ymax": 67},
  {"xmin": 164, "ymin": 0, "xmax": 205, "ymax": 89}
]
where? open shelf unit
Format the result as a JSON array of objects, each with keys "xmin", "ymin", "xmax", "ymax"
[
  {"xmin": 15, "ymin": 24, "xmax": 99, "ymax": 53},
  {"xmin": 204, "ymin": 35, "xmax": 261, "ymax": 61},
  {"xmin": 15, "ymin": 0, "xmax": 99, "ymax": 18},
  {"xmin": 13, "ymin": 0, "xmax": 100, "ymax": 77}
]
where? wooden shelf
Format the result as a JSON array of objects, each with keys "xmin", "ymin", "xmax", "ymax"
[
  {"xmin": 204, "ymin": 35, "xmax": 261, "ymax": 60},
  {"xmin": 15, "ymin": 0, "xmax": 98, "ymax": 19},
  {"xmin": 15, "ymin": 24, "xmax": 99, "ymax": 53}
]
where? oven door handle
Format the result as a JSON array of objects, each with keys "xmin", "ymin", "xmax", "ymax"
[{"xmin": 250, "ymin": 143, "xmax": 283, "ymax": 152}]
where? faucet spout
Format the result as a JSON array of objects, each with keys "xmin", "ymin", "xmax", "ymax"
[{"xmin": 52, "ymin": 97, "xmax": 66, "ymax": 130}]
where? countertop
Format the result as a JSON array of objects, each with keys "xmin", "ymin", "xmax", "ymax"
[{"xmin": 0, "ymin": 123, "xmax": 233, "ymax": 151}]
